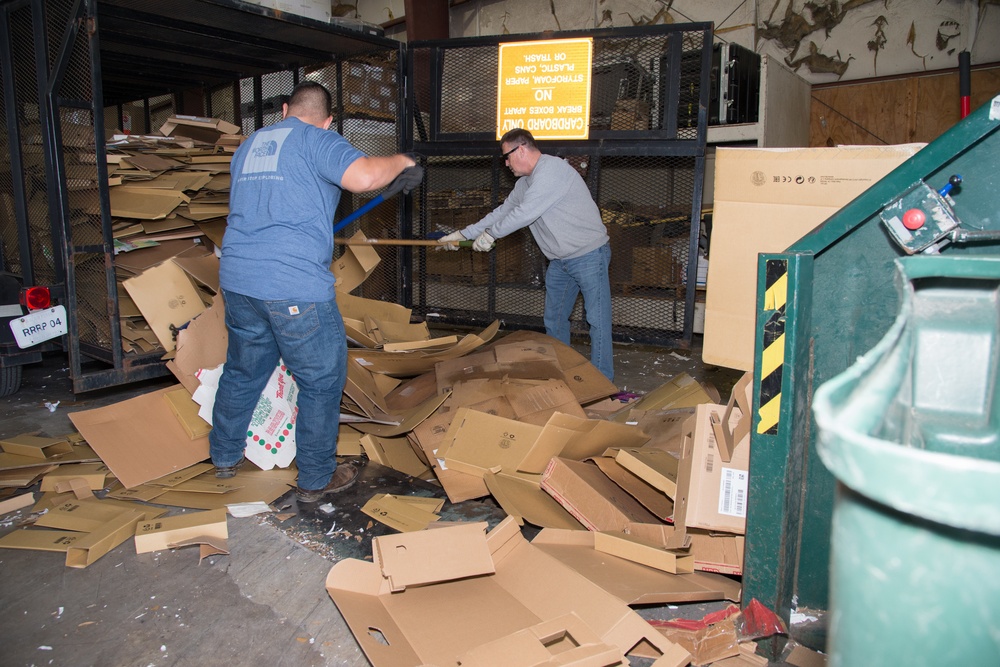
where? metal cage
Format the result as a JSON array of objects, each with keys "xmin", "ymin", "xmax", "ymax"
[
  {"xmin": 0, "ymin": 0, "xmax": 403, "ymax": 392},
  {"xmin": 404, "ymin": 24, "xmax": 713, "ymax": 347}
]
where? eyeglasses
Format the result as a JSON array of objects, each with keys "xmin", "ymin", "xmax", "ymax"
[{"xmin": 501, "ymin": 144, "xmax": 520, "ymax": 161}]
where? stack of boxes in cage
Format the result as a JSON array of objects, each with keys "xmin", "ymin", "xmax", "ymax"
[
  {"xmin": 602, "ymin": 206, "xmax": 689, "ymax": 291},
  {"xmin": 426, "ymin": 189, "xmax": 527, "ymax": 285},
  {"xmin": 341, "ymin": 55, "xmax": 397, "ymax": 121}
]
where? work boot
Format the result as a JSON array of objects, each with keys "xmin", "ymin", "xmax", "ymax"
[
  {"xmin": 295, "ymin": 463, "xmax": 359, "ymax": 504},
  {"xmin": 214, "ymin": 455, "xmax": 246, "ymax": 479}
]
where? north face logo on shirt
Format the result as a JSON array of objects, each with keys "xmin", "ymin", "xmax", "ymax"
[
  {"xmin": 252, "ymin": 140, "xmax": 278, "ymax": 158},
  {"xmin": 242, "ymin": 127, "xmax": 293, "ymax": 174}
]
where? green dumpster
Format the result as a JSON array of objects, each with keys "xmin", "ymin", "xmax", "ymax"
[{"xmin": 813, "ymin": 255, "xmax": 1000, "ymax": 666}]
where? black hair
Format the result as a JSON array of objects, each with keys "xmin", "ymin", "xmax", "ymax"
[{"xmin": 287, "ymin": 81, "xmax": 332, "ymax": 118}]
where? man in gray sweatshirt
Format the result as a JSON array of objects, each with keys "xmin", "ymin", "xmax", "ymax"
[{"xmin": 439, "ymin": 128, "xmax": 614, "ymax": 382}]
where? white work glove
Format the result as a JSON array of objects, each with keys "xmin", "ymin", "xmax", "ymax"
[
  {"xmin": 473, "ymin": 230, "xmax": 496, "ymax": 252},
  {"xmin": 437, "ymin": 230, "xmax": 466, "ymax": 251}
]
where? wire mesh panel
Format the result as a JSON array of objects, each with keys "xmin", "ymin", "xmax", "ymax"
[
  {"xmin": 2, "ymin": 2, "xmax": 48, "ymax": 283},
  {"xmin": 407, "ymin": 24, "xmax": 711, "ymax": 346}
]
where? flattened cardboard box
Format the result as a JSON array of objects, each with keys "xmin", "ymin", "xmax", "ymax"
[
  {"xmin": 589, "ymin": 456, "xmax": 673, "ymax": 522},
  {"xmin": 483, "ymin": 470, "xmax": 584, "ymax": 531},
  {"xmin": 441, "ymin": 408, "xmax": 544, "ymax": 478},
  {"xmin": 540, "ymin": 457, "xmax": 660, "ymax": 532},
  {"xmin": 325, "ymin": 517, "xmax": 690, "ymax": 667},
  {"xmin": 0, "ymin": 434, "xmax": 72, "ymax": 459},
  {"xmin": 519, "ymin": 413, "xmax": 649, "ymax": 474},
  {"xmin": 134, "ymin": 508, "xmax": 228, "ymax": 553},
  {"xmin": 69, "ymin": 386, "xmax": 210, "ymax": 489},
  {"xmin": 456, "ymin": 612, "xmax": 624, "ymax": 667},
  {"xmin": 530, "ymin": 529, "xmax": 742, "ymax": 604},
  {"xmin": 410, "ymin": 409, "xmax": 490, "ymax": 503},
  {"xmin": 703, "ymin": 144, "xmax": 924, "ymax": 371}
]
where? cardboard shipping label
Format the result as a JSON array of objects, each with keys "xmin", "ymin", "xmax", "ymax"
[{"xmin": 717, "ymin": 468, "xmax": 748, "ymax": 518}]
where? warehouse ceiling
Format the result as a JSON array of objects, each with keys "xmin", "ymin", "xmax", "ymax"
[{"xmin": 94, "ymin": 0, "xmax": 396, "ymax": 105}]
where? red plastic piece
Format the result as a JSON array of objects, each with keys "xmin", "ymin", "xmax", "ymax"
[{"xmin": 902, "ymin": 208, "xmax": 926, "ymax": 231}]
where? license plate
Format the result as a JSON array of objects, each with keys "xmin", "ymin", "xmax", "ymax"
[{"xmin": 10, "ymin": 305, "xmax": 67, "ymax": 348}]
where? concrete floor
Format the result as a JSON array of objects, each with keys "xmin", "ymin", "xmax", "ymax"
[{"xmin": 0, "ymin": 337, "xmax": 816, "ymax": 667}]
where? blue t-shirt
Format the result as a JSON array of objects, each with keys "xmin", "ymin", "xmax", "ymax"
[{"xmin": 220, "ymin": 116, "xmax": 365, "ymax": 301}]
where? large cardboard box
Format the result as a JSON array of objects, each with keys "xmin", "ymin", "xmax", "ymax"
[
  {"xmin": 673, "ymin": 404, "xmax": 748, "ymax": 535},
  {"xmin": 703, "ymin": 145, "xmax": 924, "ymax": 371}
]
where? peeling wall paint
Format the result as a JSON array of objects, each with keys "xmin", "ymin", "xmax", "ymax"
[{"xmin": 350, "ymin": 0, "xmax": 1000, "ymax": 85}]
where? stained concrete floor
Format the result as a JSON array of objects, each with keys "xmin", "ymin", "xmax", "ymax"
[{"xmin": 0, "ymin": 336, "xmax": 817, "ymax": 667}]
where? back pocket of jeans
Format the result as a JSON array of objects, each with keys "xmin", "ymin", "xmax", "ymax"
[{"xmin": 269, "ymin": 302, "xmax": 321, "ymax": 340}]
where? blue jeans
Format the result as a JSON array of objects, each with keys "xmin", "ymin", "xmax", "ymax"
[
  {"xmin": 543, "ymin": 243, "xmax": 614, "ymax": 382},
  {"xmin": 209, "ymin": 289, "xmax": 348, "ymax": 491}
]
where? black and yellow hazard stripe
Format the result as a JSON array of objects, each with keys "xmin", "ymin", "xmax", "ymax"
[{"xmin": 757, "ymin": 259, "xmax": 787, "ymax": 435}]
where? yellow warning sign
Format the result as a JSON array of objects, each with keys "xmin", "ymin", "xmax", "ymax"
[{"xmin": 496, "ymin": 37, "xmax": 593, "ymax": 140}]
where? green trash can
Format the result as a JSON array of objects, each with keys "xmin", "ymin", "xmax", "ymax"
[{"xmin": 813, "ymin": 255, "xmax": 1000, "ymax": 667}]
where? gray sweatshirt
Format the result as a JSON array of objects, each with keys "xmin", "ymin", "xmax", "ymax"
[{"xmin": 460, "ymin": 153, "xmax": 608, "ymax": 260}]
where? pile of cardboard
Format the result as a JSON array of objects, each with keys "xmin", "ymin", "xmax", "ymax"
[
  {"xmin": 106, "ymin": 116, "xmax": 242, "ymax": 354},
  {"xmin": 0, "ymin": 433, "xmax": 237, "ymax": 567}
]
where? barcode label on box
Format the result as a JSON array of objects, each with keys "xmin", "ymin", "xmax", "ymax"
[{"xmin": 718, "ymin": 467, "xmax": 748, "ymax": 517}]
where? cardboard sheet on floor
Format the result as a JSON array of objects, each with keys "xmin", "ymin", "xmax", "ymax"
[
  {"xmin": 0, "ymin": 434, "xmax": 72, "ymax": 459},
  {"xmin": 455, "ymin": 612, "xmax": 624, "ymax": 667},
  {"xmin": 410, "ymin": 409, "xmax": 490, "ymax": 503},
  {"xmin": 347, "ymin": 390, "xmax": 449, "ymax": 438},
  {"xmin": 164, "ymin": 387, "xmax": 212, "ymax": 439},
  {"xmin": 614, "ymin": 448, "xmax": 680, "ymax": 498},
  {"xmin": 69, "ymin": 386, "xmax": 210, "ymax": 489},
  {"xmin": 134, "ymin": 507, "xmax": 228, "ymax": 554},
  {"xmin": 66, "ymin": 508, "xmax": 146, "ymax": 568},
  {"xmin": 348, "ymin": 320, "xmax": 500, "ymax": 378},
  {"xmin": 627, "ymin": 523, "xmax": 745, "ymax": 576},
  {"xmin": 519, "ymin": 413, "xmax": 650, "ymax": 474},
  {"xmin": 441, "ymin": 408, "xmax": 544, "ymax": 478},
  {"xmin": 39, "ymin": 463, "xmax": 110, "ymax": 493},
  {"xmin": 35, "ymin": 497, "xmax": 166, "ymax": 532},
  {"xmin": 361, "ymin": 493, "xmax": 442, "ymax": 532},
  {"xmin": 149, "ymin": 469, "xmax": 292, "ymax": 509},
  {"xmin": 530, "ymin": 529, "xmax": 742, "ymax": 604},
  {"xmin": 540, "ymin": 458, "xmax": 661, "ymax": 532},
  {"xmin": 0, "ymin": 528, "xmax": 85, "ymax": 552},
  {"xmin": 360, "ymin": 434, "xmax": 431, "ymax": 479},
  {"xmin": 483, "ymin": 470, "xmax": 585, "ymax": 530},
  {"xmin": 0, "ymin": 492, "xmax": 35, "ymax": 516},
  {"xmin": 0, "ymin": 443, "xmax": 101, "ymax": 472},
  {"xmin": 593, "ymin": 531, "xmax": 694, "ymax": 575},
  {"xmin": 0, "ymin": 464, "xmax": 57, "ymax": 488},
  {"xmin": 487, "ymin": 330, "xmax": 618, "ymax": 405},
  {"xmin": 373, "ymin": 520, "xmax": 494, "ymax": 591},
  {"xmin": 325, "ymin": 517, "xmax": 690, "ymax": 667},
  {"xmin": 624, "ymin": 407, "xmax": 694, "ymax": 456}
]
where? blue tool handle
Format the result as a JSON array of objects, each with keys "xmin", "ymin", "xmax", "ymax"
[
  {"xmin": 332, "ymin": 193, "xmax": 385, "ymax": 235},
  {"xmin": 937, "ymin": 174, "xmax": 962, "ymax": 198}
]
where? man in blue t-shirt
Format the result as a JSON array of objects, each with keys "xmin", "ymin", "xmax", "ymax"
[{"xmin": 210, "ymin": 81, "xmax": 422, "ymax": 504}]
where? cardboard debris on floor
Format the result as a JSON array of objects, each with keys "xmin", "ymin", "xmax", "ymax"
[
  {"xmin": 326, "ymin": 517, "xmax": 692, "ymax": 667},
  {"xmin": 0, "ymin": 112, "xmax": 772, "ymax": 665}
]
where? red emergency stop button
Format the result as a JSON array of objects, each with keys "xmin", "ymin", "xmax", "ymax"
[{"xmin": 902, "ymin": 208, "xmax": 926, "ymax": 230}]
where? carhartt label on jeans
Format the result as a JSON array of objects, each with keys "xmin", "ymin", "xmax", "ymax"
[{"xmin": 288, "ymin": 305, "xmax": 299, "ymax": 315}]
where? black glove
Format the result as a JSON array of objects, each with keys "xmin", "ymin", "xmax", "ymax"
[{"xmin": 383, "ymin": 165, "xmax": 425, "ymax": 198}]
